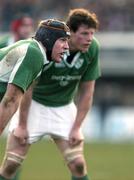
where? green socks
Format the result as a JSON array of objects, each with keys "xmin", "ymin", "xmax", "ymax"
[
  {"xmin": 72, "ymin": 175, "xmax": 89, "ymax": 180},
  {"xmin": 0, "ymin": 175, "xmax": 7, "ymax": 180},
  {"xmin": 0, "ymin": 170, "xmax": 20, "ymax": 180},
  {"xmin": 12, "ymin": 170, "xmax": 20, "ymax": 180}
]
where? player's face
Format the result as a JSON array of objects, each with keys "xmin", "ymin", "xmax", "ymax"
[
  {"xmin": 52, "ymin": 37, "xmax": 69, "ymax": 63},
  {"xmin": 70, "ymin": 25, "xmax": 95, "ymax": 52},
  {"xmin": 17, "ymin": 17, "xmax": 34, "ymax": 39}
]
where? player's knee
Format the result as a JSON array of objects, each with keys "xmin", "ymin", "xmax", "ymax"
[
  {"xmin": 2, "ymin": 160, "xmax": 19, "ymax": 176},
  {"xmin": 0, "ymin": 152, "xmax": 25, "ymax": 179},
  {"xmin": 63, "ymin": 146, "xmax": 83, "ymax": 164},
  {"xmin": 63, "ymin": 146, "xmax": 86, "ymax": 175},
  {"xmin": 69, "ymin": 158, "xmax": 85, "ymax": 175}
]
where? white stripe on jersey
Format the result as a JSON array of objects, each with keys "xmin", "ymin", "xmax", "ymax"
[
  {"xmin": 0, "ymin": 44, "xmax": 29, "ymax": 83},
  {"xmin": 33, "ymin": 39, "xmax": 49, "ymax": 65},
  {"xmin": 8, "ymin": 55, "xmax": 26, "ymax": 83}
]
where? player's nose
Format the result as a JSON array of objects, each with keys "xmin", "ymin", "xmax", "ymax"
[{"xmin": 64, "ymin": 41, "xmax": 69, "ymax": 50}]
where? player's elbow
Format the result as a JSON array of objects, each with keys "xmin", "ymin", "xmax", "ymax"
[
  {"xmin": 2, "ymin": 95, "xmax": 20, "ymax": 109},
  {"xmin": 2, "ymin": 84, "xmax": 23, "ymax": 109}
]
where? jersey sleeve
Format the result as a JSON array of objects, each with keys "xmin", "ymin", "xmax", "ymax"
[
  {"xmin": 81, "ymin": 38, "xmax": 101, "ymax": 82},
  {"xmin": 0, "ymin": 35, "xmax": 9, "ymax": 48},
  {"xmin": 8, "ymin": 44, "xmax": 44, "ymax": 92}
]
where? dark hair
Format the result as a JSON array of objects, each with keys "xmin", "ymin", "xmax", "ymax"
[{"xmin": 66, "ymin": 8, "xmax": 99, "ymax": 32}]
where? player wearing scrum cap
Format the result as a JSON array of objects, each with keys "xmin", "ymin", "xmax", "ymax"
[
  {"xmin": 0, "ymin": 18, "xmax": 70, "ymax": 180},
  {"xmin": 7, "ymin": 8, "xmax": 100, "ymax": 180}
]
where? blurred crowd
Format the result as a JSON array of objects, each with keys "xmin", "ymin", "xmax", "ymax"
[{"xmin": 0, "ymin": 0, "xmax": 134, "ymax": 32}]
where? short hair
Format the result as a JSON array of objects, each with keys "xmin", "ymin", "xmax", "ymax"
[{"xmin": 66, "ymin": 8, "xmax": 99, "ymax": 32}]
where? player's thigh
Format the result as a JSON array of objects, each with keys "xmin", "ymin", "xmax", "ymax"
[
  {"xmin": 53, "ymin": 138, "xmax": 84, "ymax": 163},
  {"xmin": 6, "ymin": 132, "xmax": 30, "ymax": 156},
  {"xmin": 53, "ymin": 138, "xmax": 69, "ymax": 153}
]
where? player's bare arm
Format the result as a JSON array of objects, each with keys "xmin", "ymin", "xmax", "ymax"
[
  {"xmin": 0, "ymin": 84, "xmax": 23, "ymax": 135},
  {"xmin": 69, "ymin": 80, "xmax": 95, "ymax": 146},
  {"xmin": 13, "ymin": 84, "xmax": 34, "ymax": 144},
  {"xmin": 18, "ymin": 84, "xmax": 34, "ymax": 128}
]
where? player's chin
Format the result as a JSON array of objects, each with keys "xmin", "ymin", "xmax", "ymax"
[
  {"xmin": 54, "ymin": 56, "xmax": 62, "ymax": 63},
  {"xmin": 79, "ymin": 46, "xmax": 89, "ymax": 53},
  {"xmin": 81, "ymin": 48, "xmax": 88, "ymax": 53}
]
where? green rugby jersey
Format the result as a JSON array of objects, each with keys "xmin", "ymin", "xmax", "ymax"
[
  {"xmin": 0, "ymin": 34, "xmax": 14, "ymax": 48},
  {"xmin": 0, "ymin": 38, "xmax": 48, "ymax": 100},
  {"xmin": 33, "ymin": 37, "xmax": 101, "ymax": 107}
]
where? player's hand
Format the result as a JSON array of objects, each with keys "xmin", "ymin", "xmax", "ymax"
[
  {"xmin": 69, "ymin": 128, "xmax": 84, "ymax": 147},
  {"xmin": 13, "ymin": 126, "xmax": 28, "ymax": 145}
]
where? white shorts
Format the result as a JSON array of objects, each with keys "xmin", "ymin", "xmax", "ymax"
[{"xmin": 9, "ymin": 100, "xmax": 80, "ymax": 144}]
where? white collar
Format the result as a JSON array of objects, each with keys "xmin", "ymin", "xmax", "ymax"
[{"xmin": 33, "ymin": 39, "xmax": 49, "ymax": 65}]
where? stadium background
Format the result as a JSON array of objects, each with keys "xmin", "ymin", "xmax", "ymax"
[{"xmin": 0, "ymin": 0, "xmax": 134, "ymax": 179}]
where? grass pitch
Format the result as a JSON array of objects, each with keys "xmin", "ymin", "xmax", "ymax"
[{"xmin": 0, "ymin": 138, "xmax": 134, "ymax": 180}]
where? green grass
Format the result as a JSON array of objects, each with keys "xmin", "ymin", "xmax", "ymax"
[{"xmin": 0, "ymin": 138, "xmax": 134, "ymax": 180}]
